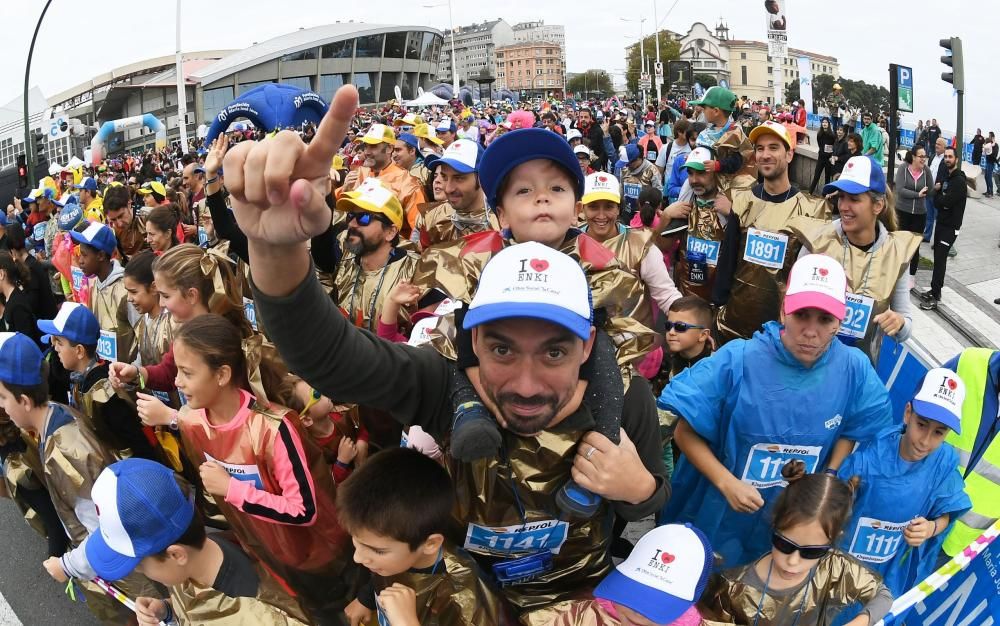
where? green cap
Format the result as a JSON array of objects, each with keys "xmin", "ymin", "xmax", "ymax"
[{"xmin": 690, "ymin": 86, "xmax": 738, "ymax": 112}]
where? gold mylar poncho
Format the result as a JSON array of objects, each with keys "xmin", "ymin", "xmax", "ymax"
[
  {"xmin": 88, "ymin": 273, "xmax": 137, "ymax": 363},
  {"xmin": 418, "ymin": 201, "xmax": 501, "ymax": 248},
  {"xmin": 411, "ymin": 230, "xmax": 656, "ymax": 372},
  {"xmin": 449, "ymin": 424, "xmax": 614, "ymax": 613},
  {"xmin": 590, "ymin": 228, "xmax": 659, "ymax": 328},
  {"xmin": 707, "ymin": 552, "xmax": 883, "ymax": 626},
  {"xmin": 369, "ymin": 543, "xmax": 504, "ymax": 626},
  {"xmin": 333, "ymin": 246, "xmax": 421, "ymax": 332},
  {"xmin": 178, "ymin": 396, "xmax": 356, "ymax": 622},
  {"xmin": 169, "ymin": 543, "xmax": 310, "ymax": 626},
  {"xmin": 521, "ymin": 598, "xmax": 736, "ymax": 626},
  {"xmin": 0, "ymin": 419, "xmax": 48, "ymax": 538},
  {"xmin": 675, "ymin": 197, "xmax": 728, "ymax": 301},
  {"xmin": 39, "ymin": 403, "xmax": 161, "ymax": 625},
  {"xmin": 715, "ymin": 190, "xmax": 831, "ymax": 343},
  {"xmin": 790, "ymin": 217, "xmax": 921, "ymax": 364}
]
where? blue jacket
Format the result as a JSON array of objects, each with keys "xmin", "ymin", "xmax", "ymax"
[
  {"xmin": 838, "ymin": 431, "xmax": 970, "ymax": 596},
  {"xmin": 665, "ymin": 152, "xmax": 690, "ymax": 203},
  {"xmin": 658, "ymin": 321, "xmax": 894, "ymax": 566}
]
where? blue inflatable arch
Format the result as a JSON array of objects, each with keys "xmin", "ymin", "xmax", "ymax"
[{"xmin": 90, "ymin": 113, "xmax": 166, "ymax": 164}]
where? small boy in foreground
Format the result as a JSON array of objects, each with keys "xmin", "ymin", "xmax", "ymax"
[{"xmin": 339, "ymin": 447, "xmax": 504, "ymax": 626}]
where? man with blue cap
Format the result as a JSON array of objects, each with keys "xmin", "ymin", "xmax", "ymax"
[
  {"xmin": 218, "ymin": 85, "xmax": 669, "ymax": 614},
  {"xmin": 392, "ymin": 132, "xmax": 431, "ymax": 188},
  {"xmin": 620, "ymin": 143, "xmax": 663, "ymax": 222},
  {"xmin": 411, "ymin": 138, "xmax": 498, "ymax": 248},
  {"xmin": 73, "ymin": 177, "xmax": 104, "ymax": 222}
]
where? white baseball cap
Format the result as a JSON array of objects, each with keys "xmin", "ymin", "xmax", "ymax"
[
  {"xmin": 784, "ymin": 254, "xmax": 847, "ymax": 319},
  {"xmin": 582, "ymin": 172, "xmax": 620, "ymax": 205},
  {"xmin": 595, "ymin": 524, "xmax": 713, "ymax": 624},
  {"xmin": 911, "ymin": 368, "xmax": 965, "ymax": 433},
  {"xmin": 463, "ymin": 242, "xmax": 592, "ymax": 340},
  {"xmin": 682, "ymin": 147, "xmax": 715, "ymax": 172},
  {"xmin": 429, "ymin": 139, "xmax": 481, "ymax": 174},
  {"xmin": 566, "ymin": 128, "xmax": 583, "ymax": 142}
]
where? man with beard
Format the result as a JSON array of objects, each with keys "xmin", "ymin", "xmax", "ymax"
[
  {"xmin": 712, "ymin": 121, "xmax": 830, "ymax": 343},
  {"xmin": 103, "ymin": 184, "xmax": 148, "ymax": 259},
  {"xmin": 574, "ymin": 107, "xmax": 608, "ymax": 171},
  {"xmin": 334, "ymin": 178, "xmax": 419, "ymax": 332},
  {"xmin": 339, "ymin": 124, "xmax": 427, "ymax": 241},
  {"xmin": 221, "ymin": 85, "xmax": 668, "ymax": 615},
  {"xmin": 669, "ymin": 147, "xmax": 733, "ymax": 300},
  {"xmin": 413, "ymin": 139, "xmax": 499, "ymax": 249}
]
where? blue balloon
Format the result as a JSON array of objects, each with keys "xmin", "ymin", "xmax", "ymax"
[{"xmin": 204, "ymin": 83, "xmax": 328, "ymax": 145}]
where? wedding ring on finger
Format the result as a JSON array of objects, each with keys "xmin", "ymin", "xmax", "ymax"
[{"xmin": 585, "ymin": 446, "xmax": 597, "ymax": 461}]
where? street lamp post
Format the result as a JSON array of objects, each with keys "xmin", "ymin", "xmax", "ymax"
[
  {"xmin": 622, "ymin": 17, "xmax": 647, "ymax": 109},
  {"xmin": 23, "ymin": 0, "xmax": 55, "ymax": 188},
  {"xmin": 423, "ymin": 1, "xmax": 459, "ymax": 98},
  {"xmin": 175, "ymin": 0, "xmax": 190, "ymax": 154},
  {"xmin": 652, "ymin": 0, "xmax": 662, "ymax": 105}
]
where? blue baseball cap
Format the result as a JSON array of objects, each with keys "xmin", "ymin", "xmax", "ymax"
[
  {"xmin": 823, "ymin": 155, "xmax": 886, "ymax": 195},
  {"xmin": 429, "ymin": 139, "xmax": 482, "ymax": 174},
  {"xmin": 595, "ymin": 524, "xmax": 713, "ymax": 625},
  {"xmin": 478, "ymin": 128, "xmax": 584, "ymax": 209},
  {"xmin": 86, "ymin": 458, "xmax": 195, "ymax": 581},
  {"xmin": 463, "ymin": 242, "xmax": 593, "ymax": 340},
  {"xmin": 397, "ymin": 133, "xmax": 420, "ymax": 151},
  {"xmin": 57, "ymin": 198, "xmax": 84, "ymax": 231},
  {"xmin": 625, "ymin": 143, "xmax": 642, "ymax": 163},
  {"xmin": 37, "ymin": 303, "xmax": 100, "ymax": 346},
  {"xmin": 435, "ymin": 119, "xmax": 457, "ymax": 134},
  {"xmin": 70, "ymin": 221, "xmax": 117, "ymax": 255},
  {"xmin": 0, "ymin": 332, "xmax": 45, "ymax": 386},
  {"xmin": 73, "ymin": 177, "xmax": 98, "ymax": 192}
]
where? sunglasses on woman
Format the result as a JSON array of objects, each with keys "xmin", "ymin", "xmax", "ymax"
[
  {"xmin": 664, "ymin": 321, "xmax": 706, "ymax": 333},
  {"xmin": 771, "ymin": 532, "xmax": 832, "ymax": 560},
  {"xmin": 347, "ymin": 212, "xmax": 389, "ymax": 227}
]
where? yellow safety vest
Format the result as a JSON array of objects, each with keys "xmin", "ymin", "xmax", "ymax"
[{"xmin": 943, "ymin": 348, "xmax": 1000, "ymax": 555}]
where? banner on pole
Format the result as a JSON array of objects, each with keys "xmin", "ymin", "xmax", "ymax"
[
  {"xmin": 765, "ymin": 0, "xmax": 787, "ymax": 34},
  {"xmin": 797, "ymin": 56, "xmax": 813, "ymax": 111}
]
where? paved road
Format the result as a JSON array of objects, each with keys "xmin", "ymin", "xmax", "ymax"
[{"xmin": 0, "ymin": 499, "xmax": 96, "ymax": 625}]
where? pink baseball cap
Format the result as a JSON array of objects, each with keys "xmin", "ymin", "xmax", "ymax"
[{"xmin": 784, "ymin": 254, "xmax": 847, "ymax": 319}]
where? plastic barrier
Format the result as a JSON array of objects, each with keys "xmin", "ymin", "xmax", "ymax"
[{"xmin": 89, "ymin": 114, "xmax": 166, "ymax": 165}]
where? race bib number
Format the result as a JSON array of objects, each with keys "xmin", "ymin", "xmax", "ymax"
[
  {"xmin": 32, "ymin": 222, "xmax": 47, "ymax": 243},
  {"xmin": 465, "ymin": 519, "xmax": 570, "ymax": 556},
  {"xmin": 646, "ymin": 150, "xmax": 658, "ymax": 162},
  {"xmin": 204, "ymin": 453, "xmax": 263, "ymax": 489},
  {"xmin": 824, "ymin": 144, "xmax": 834, "ymax": 153},
  {"xmin": 687, "ymin": 236, "xmax": 721, "ymax": 266},
  {"xmin": 198, "ymin": 227, "xmax": 208, "ymax": 247},
  {"xmin": 848, "ymin": 517, "xmax": 906, "ymax": 564},
  {"xmin": 623, "ymin": 183, "xmax": 641, "ymax": 199},
  {"xmin": 741, "ymin": 443, "xmax": 822, "ymax": 489},
  {"xmin": 743, "ymin": 228, "xmax": 789, "ymax": 269},
  {"xmin": 71, "ymin": 266, "xmax": 85, "ymax": 292},
  {"xmin": 375, "ymin": 597, "xmax": 391, "ymax": 626},
  {"xmin": 243, "ymin": 297, "xmax": 258, "ymax": 331},
  {"xmin": 838, "ymin": 293, "xmax": 875, "ymax": 340},
  {"xmin": 96, "ymin": 330, "xmax": 118, "ymax": 362}
]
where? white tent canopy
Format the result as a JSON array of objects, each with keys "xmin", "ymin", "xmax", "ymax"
[{"xmin": 404, "ymin": 92, "xmax": 449, "ymax": 107}]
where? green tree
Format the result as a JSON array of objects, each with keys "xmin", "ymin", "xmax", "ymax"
[
  {"xmin": 626, "ymin": 31, "xmax": 681, "ymax": 96},
  {"xmin": 566, "ymin": 70, "xmax": 613, "ymax": 98},
  {"xmin": 693, "ymin": 74, "xmax": 718, "ymax": 88}
]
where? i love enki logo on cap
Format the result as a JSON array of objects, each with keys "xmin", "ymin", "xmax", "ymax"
[
  {"xmin": 810, "ymin": 265, "xmax": 830, "ymax": 283},
  {"xmin": 935, "ymin": 375, "xmax": 959, "ymax": 403},
  {"xmin": 517, "ymin": 258, "xmax": 550, "ymax": 283},
  {"xmin": 647, "ymin": 548, "xmax": 678, "ymax": 573}
]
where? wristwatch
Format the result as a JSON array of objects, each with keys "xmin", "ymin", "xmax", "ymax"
[{"xmin": 168, "ymin": 411, "xmax": 180, "ymax": 431}]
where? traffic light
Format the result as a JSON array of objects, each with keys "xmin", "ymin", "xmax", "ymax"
[
  {"xmin": 939, "ymin": 36, "xmax": 964, "ymax": 91},
  {"xmin": 16, "ymin": 154, "xmax": 27, "ymax": 188},
  {"xmin": 32, "ymin": 130, "xmax": 46, "ymax": 163}
]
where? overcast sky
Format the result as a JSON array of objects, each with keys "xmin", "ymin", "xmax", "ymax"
[{"xmin": 1, "ymin": 0, "xmax": 993, "ymax": 135}]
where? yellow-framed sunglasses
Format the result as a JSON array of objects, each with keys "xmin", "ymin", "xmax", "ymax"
[{"xmin": 302, "ymin": 388, "xmax": 323, "ymax": 415}]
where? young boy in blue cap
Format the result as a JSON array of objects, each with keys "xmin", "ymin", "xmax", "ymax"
[
  {"xmin": 37, "ymin": 302, "xmax": 162, "ymax": 462},
  {"xmin": 71, "ymin": 221, "xmax": 137, "ymax": 363},
  {"xmin": 0, "ymin": 332, "xmax": 160, "ymax": 624},
  {"xmin": 86, "ymin": 458, "xmax": 310, "ymax": 626}
]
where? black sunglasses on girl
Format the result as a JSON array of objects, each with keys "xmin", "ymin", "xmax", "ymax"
[
  {"xmin": 664, "ymin": 321, "xmax": 706, "ymax": 333},
  {"xmin": 771, "ymin": 532, "xmax": 831, "ymax": 560}
]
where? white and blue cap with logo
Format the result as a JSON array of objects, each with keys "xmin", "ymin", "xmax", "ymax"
[
  {"xmin": 911, "ymin": 367, "xmax": 965, "ymax": 433},
  {"xmin": 37, "ymin": 302, "xmax": 100, "ymax": 346},
  {"xmin": 463, "ymin": 242, "xmax": 593, "ymax": 341},
  {"xmin": 57, "ymin": 197, "xmax": 84, "ymax": 231},
  {"xmin": 86, "ymin": 458, "xmax": 196, "ymax": 581},
  {"xmin": 428, "ymin": 139, "xmax": 482, "ymax": 174},
  {"xmin": 823, "ymin": 155, "xmax": 886, "ymax": 195},
  {"xmin": 73, "ymin": 177, "xmax": 98, "ymax": 192},
  {"xmin": 70, "ymin": 220, "xmax": 117, "ymax": 255},
  {"xmin": 595, "ymin": 523, "xmax": 714, "ymax": 624},
  {"xmin": 0, "ymin": 332, "xmax": 45, "ymax": 386}
]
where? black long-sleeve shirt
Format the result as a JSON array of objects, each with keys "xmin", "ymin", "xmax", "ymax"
[{"xmin": 933, "ymin": 167, "xmax": 967, "ymax": 230}]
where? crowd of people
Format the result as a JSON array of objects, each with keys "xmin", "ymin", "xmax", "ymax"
[{"xmin": 0, "ymin": 80, "xmax": 995, "ymax": 626}]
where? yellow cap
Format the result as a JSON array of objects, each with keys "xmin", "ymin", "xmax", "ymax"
[
  {"xmin": 582, "ymin": 172, "xmax": 621, "ymax": 205},
  {"xmin": 393, "ymin": 113, "xmax": 425, "ymax": 127},
  {"xmin": 833, "ymin": 83, "xmax": 842, "ymax": 90},
  {"xmin": 748, "ymin": 121, "xmax": 794, "ymax": 150},
  {"xmin": 136, "ymin": 181, "xmax": 167, "ymax": 196},
  {"xmin": 335, "ymin": 178, "xmax": 404, "ymax": 228},
  {"xmin": 331, "ymin": 155, "xmax": 345, "ymax": 171},
  {"xmin": 412, "ymin": 123, "xmax": 443, "ymax": 146},
  {"xmin": 356, "ymin": 123, "xmax": 396, "ymax": 145}
]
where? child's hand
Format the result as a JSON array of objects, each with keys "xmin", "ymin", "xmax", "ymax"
[
  {"xmin": 378, "ymin": 583, "xmax": 419, "ymax": 626},
  {"xmin": 109, "ymin": 361, "xmax": 138, "ymax": 387},
  {"xmin": 199, "ymin": 461, "xmax": 232, "ymax": 497},
  {"xmin": 344, "ymin": 598, "xmax": 372, "ymax": 626},
  {"xmin": 388, "ymin": 282, "xmax": 421, "ymax": 307},
  {"xmin": 135, "ymin": 597, "xmax": 169, "ymax": 626},
  {"xmin": 337, "ymin": 437, "xmax": 358, "ymax": 464},
  {"xmin": 136, "ymin": 393, "xmax": 174, "ymax": 427},
  {"xmin": 718, "ymin": 474, "xmax": 764, "ymax": 514},
  {"xmin": 904, "ymin": 517, "xmax": 935, "ymax": 547},
  {"xmin": 42, "ymin": 556, "xmax": 67, "ymax": 583}
]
